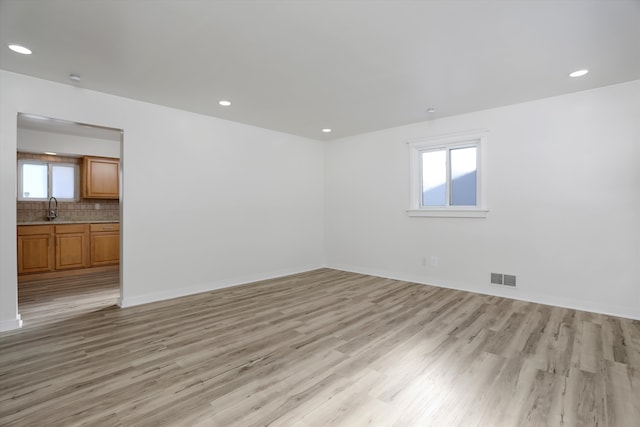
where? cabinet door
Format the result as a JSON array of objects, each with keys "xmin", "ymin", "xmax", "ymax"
[
  {"xmin": 83, "ymin": 156, "xmax": 119, "ymax": 199},
  {"xmin": 18, "ymin": 234, "xmax": 54, "ymax": 274},
  {"xmin": 90, "ymin": 232, "xmax": 120, "ymax": 266},
  {"xmin": 55, "ymin": 233, "xmax": 88, "ymax": 270}
]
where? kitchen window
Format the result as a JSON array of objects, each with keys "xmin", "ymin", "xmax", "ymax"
[
  {"xmin": 407, "ymin": 130, "xmax": 488, "ymax": 218},
  {"xmin": 17, "ymin": 159, "xmax": 79, "ymax": 201}
]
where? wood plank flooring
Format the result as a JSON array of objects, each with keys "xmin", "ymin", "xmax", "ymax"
[
  {"xmin": 16, "ymin": 269, "xmax": 121, "ymax": 327},
  {"xmin": 1, "ymin": 268, "xmax": 639, "ymax": 426}
]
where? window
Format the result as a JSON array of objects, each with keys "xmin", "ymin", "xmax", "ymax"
[
  {"xmin": 18, "ymin": 160, "xmax": 78, "ymax": 201},
  {"xmin": 408, "ymin": 130, "xmax": 488, "ymax": 218}
]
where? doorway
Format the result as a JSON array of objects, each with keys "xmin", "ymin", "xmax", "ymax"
[{"xmin": 16, "ymin": 113, "xmax": 123, "ymax": 326}]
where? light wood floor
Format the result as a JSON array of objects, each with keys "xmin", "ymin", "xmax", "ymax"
[
  {"xmin": 1, "ymin": 269, "xmax": 639, "ymax": 426},
  {"xmin": 15, "ymin": 269, "xmax": 121, "ymax": 327}
]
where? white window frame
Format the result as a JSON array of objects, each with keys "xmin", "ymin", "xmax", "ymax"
[
  {"xmin": 407, "ymin": 129, "xmax": 488, "ymax": 218},
  {"xmin": 17, "ymin": 159, "xmax": 79, "ymax": 202}
]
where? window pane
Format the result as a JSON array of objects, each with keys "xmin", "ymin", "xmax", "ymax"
[
  {"xmin": 422, "ymin": 150, "xmax": 446, "ymax": 206},
  {"xmin": 52, "ymin": 165, "xmax": 75, "ymax": 199},
  {"xmin": 22, "ymin": 164, "xmax": 48, "ymax": 199},
  {"xmin": 450, "ymin": 146, "xmax": 477, "ymax": 206}
]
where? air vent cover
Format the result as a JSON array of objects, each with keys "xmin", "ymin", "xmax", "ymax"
[
  {"xmin": 490, "ymin": 273, "xmax": 503, "ymax": 285},
  {"xmin": 504, "ymin": 275, "xmax": 517, "ymax": 287}
]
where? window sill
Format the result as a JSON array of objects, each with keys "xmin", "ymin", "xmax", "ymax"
[{"xmin": 407, "ymin": 209, "xmax": 489, "ymax": 218}]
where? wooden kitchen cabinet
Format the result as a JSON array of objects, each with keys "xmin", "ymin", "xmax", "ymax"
[
  {"xmin": 82, "ymin": 156, "xmax": 119, "ymax": 199},
  {"xmin": 18, "ymin": 222, "xmax": 119, "ymax": 276},
  {"xmin": 54, "ymin": 224, "xmax": 89, "ymax": 270},
  {"xmin": 90, "ymin": 223, "xmax": 120, "ymax": 266},
  {"xmin": 17, "ymin": 225, "xmax": 54, "ymax": 274}
]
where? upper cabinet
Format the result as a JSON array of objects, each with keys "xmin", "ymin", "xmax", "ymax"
[{"xmin": 82, "ymin": 156, "xmax": 119, "ymax": 199}]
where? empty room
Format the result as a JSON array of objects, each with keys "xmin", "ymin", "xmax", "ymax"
[{"xmin": 1, "ymin": 1, "xmax": 639, "ymax": 426}]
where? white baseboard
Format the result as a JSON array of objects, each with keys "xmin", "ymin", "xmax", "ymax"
[
  {"xmin": 328, "ymin": 263, "xmax": 640, "ymax": 321},
  {"xmin": 0, "ymin": 315, "xmax": 22, "ymax": 333},
  {"xmin": 117, "ymin": 264, "xmax": 325, "ymax": 308}
]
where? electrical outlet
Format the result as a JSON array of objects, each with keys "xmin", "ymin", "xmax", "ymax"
[
  {"xmin": 430, "ymin": 256, "xmax": 438, "ymax": 267},
  {"xmin": 94, "ymin": 203, "xmax": 100, "ymax": 210},
  {"xmin": 422, "ymin": 256, "xmax": 427, "ymax": 267}
]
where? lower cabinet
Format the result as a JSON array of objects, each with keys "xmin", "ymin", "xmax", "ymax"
[
  {"xmin": 17, "ymin": 225, "xmax": 54, "ymax": 274},
  {"xmin": 55, "ymin": 224, "xmax": 89, "ymax": 270},
  {"xmin": 18, "ymin": 222, "xmax": 119, "ymax": 276},
  {"xmin": 90, "ymin": 223, "xmax": 120, "ymax": 266}
]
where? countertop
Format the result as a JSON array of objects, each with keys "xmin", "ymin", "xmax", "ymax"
[{"xmin": 17, "ymin": 219, "xmax": 119, "ymax": 226}]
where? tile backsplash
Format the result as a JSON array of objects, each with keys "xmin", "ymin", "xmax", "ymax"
[
  {"xmin": 17, "ymin": 152, "xmax": 120, "ymax": 223},
  {"xmin": 17, "ymin": 199, "xmax": 120, "ymax": 223}
]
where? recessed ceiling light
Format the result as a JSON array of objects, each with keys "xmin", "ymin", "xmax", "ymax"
[
  {"xmin": 219, "ymin": 100, "xmax": 231, "ymax": 106},
  {"xmin": 569, "ymin": 69, "xmax": 589, "ymax": 78},
  {"xmin": 426, "ymin": 108, "xmax": 436, "ymax": 113},
  {"xmin": 322, "ymin": 128, "xmax": 332, "ymax": 133},
  {"xmin": 44, "ymin": 152, "xmax": 57, "ymax": 156},
  {"xmin": 8, "ymin": 44, "xmax": 32, "ymax": 55}
]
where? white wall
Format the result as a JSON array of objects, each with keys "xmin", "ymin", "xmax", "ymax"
[
  {"xmin": 0, "ymin": 71, "xmax": 325, "ymax": 331},
  {"xmin": 2, "ymin": 71, "xmax": 638, "ymax": 332},
  {"xmin": 17, "ymin": 128, "xmax": 121, "ymax": 158},
  {"xmin": 325, "ymin": 80, "xmax": 640, "ymax": 320}
]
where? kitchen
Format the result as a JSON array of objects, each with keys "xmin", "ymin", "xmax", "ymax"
[{"xmin": 15, "ymin": 113, "xmax": 122, "ymax": 324}]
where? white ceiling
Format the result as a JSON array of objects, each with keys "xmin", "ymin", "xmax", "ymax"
[{"xmin": 1, "ymin": 0, "xmax": 639, "ymax": 140}]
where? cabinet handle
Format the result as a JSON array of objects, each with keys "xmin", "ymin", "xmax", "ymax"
[{"xmin": 103, "ymin": 227, "xmax": 113, "ymax": 230}]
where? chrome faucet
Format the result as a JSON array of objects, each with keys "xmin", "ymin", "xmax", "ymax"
[{"xmin": 47, "ymin": 196, "xmax": 58, "ymax": 221}]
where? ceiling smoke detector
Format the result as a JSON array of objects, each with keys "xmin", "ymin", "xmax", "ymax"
[{"xmin": 69, "ymin": 74, "xmax": 81, "ymax": 83}]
